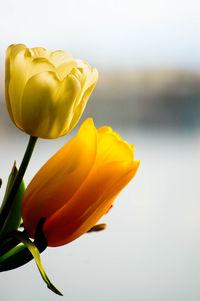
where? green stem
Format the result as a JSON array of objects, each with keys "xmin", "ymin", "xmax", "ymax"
[{"xmin": 0, "ymin": 136, "xmax": 38, "ymax": 233}]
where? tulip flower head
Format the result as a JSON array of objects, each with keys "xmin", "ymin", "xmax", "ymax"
[
  {"xmin": 22, "ymin": 119, "xmax": 140, "ymax": 247},
  {"xmin": 5, "ymin": 44, "xmax": 98, "ymax": 138}
]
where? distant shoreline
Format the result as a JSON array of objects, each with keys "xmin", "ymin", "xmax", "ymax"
[{"xmin": 1, "ymin": 70, "xmax": 200, "ymax": 130}]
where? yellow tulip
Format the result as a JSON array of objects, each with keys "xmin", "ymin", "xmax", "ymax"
[
  {"xmin": 5, "ymin": 44, "xmax": 98, "ymax": 138},
  {"xmin": 22, "ymin": 119, "xmax": 140, "ymax": 246}
]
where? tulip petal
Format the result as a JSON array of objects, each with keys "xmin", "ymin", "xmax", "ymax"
[
  {"xmin": 7, "ymin": 46, "xmax": 57, "ymax": 130},
  {"xmin": 20, "ymin": 71, "xmax": 81, "ymax": 138},
  {"xmin": 84, "ymin": 67, "xmax": 99, "ymax": 90},
  {"xmin": 22, "ymin": 118, "xmax": 97, "ymax": 236},
  {"xmin": 30, "ymin": 47, "xmax": 50, "ymax": 59},
  {"xmin": 44, "ymin": 160, "xmax": 139, "ymax": 246},
  {"xmin": 28, "ymin": 57, "xmax": 56, "ymax": 80},
  {"xmin": 5, "ymin": 44, "xmax": 97, "ymax": 138},
  {"xmin": 5, "ymin": 44, "xmax": 27, "ymax": 124},
  {"xmin": 56, "ymin": 61, "xmax": 79, "ymax": 80},
  {"xmin": 66, "ymin": 82, "xmax": 97, "ymax": 134},
  {"xmin": 95, "ymin": 127, "xmax": 134, "ymax": 167},
  {"xmin": 49, "ymin": 50, "xmax": 73, "ymax": 67},
  {"xmin": 67, "ymin": 68, "xmax": 98, "ymax": 133},
  {"xmin": 7, "ymin": 47, "xmax": 31, "ymax": 128},
  {"xmin": 50, "ymin": 73, "xmax": 82, "ymax": 135}
]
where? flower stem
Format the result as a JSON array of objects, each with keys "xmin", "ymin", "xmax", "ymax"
[{"xmin": 0, "ymin": 136, "xmax": 38, "ymax": 233}]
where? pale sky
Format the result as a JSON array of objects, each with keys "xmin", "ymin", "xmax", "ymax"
[{"xmin": 0, "ymin": 0, "xmax": 200, "ymax": 80}]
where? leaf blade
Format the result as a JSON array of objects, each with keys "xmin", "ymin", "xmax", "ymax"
[
  {"xmin": 9, "ymin": 231, "xmax": 63, "ymax": 296},
  {"xmin": 0, "ymin": 163, "xmax": 26, "ymax": 238}
]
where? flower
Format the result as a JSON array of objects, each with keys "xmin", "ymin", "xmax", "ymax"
[
  {"xmin": 22, "ymin": 119, "xmax": 140, "ymax": 246},
  {"xmin": 5, "ymin": 44, "xmax": 98, "ymax": 139}
]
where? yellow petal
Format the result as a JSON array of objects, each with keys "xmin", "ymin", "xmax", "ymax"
[
  {"xmin": 66, "ymin": 68, "xmax": 98, "ymax": 133},
  {"xmin": 51, "ymin": 73, "xmax": 82, "ymax": 136},
  {"xmin": 49, "ymin": 50, "xmax": 73, "ymax": 67},
  {"xmin": 6, "ymin": 46, "xmax": 56, "ymax": 129},
  {"xmin": 95, "ymin": 127, "xmax": 134, "ymax": 168},
  {"xmin": 5, "ymin": 44, "xmax": 98, "ymax": 138},
  {"xmin": 7, "ymin": 47, "xmax": 31, "ymax": 127},
  {"xmin": 56, "ymin": 60, "xmax": 79, "ymax": 80},
  {"xmin": 27, "ymin": 57, "xmax": 56, "ymax": 79},
  {"xmin": 84, "ymin": 67, "xmax": 99, "ymax": 90},
  {"xmin": 66, "ymin": 82, "xmax": 97, "ymax": 134},
  {"xmin": 22, "ymin": 118, "xmax": 97, "ymax": 236},
  {"xmin": 20, "ymin": 71, "xmax": 81, "ymax": 138},
  {"xmin": 5, "ymin": 45, "xmax": 26, "ymax": 124},
  {"xmin": 30, "ymin": 47, "xmax": 50, "ymax": 58}
]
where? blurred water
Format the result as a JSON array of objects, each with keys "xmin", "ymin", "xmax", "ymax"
[{"xmin": 0, "ymin": 117, "xmax": 200, "ymax": 301}]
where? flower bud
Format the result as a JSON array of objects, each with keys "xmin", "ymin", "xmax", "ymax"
[
  {"xmin": 22, "ymin": 119, "xmax": 140, "ymax": 246},
  {"xmin": 5, "ymin": 44, "xmax": 98, "ymax": 138}
]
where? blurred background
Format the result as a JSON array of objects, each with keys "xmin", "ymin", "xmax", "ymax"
[{"xmin": 0, "ymin": 0, "xmax": 200, "ymax": 300}]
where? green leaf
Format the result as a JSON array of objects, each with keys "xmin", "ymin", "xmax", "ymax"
[
  {"xmin": 0, "ymin": 219, "xmax": 48, "ymax": 273},
  {"xmin": 7, "ymin": 231, "xmax": 63, "ymax": 296},
  {"xmin": 0, "ymin": 244, "xmax": 36, "ymax": 272},
  {"xmin": 0, "ymin": 162, "xmax": 26, "ymax": 238},
  {"xmin": 0, "ymin": 244, "xmax": 27, "ymax": 264},
  {"xmin": 2, "ymin": 180, "xmax": 25, "ymax": 235},
  {"xmin": 0, "ymin": 162, "xmax": 17, "ymax": 215}
]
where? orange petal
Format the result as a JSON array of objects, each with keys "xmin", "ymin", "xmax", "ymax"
[
  {"xmin": 44, "ymin": 160, "xmax": 139, "ymax": 246},
  {"xmin": 22, "ymin": 118, "xmax": 97, "ymax": 236}
]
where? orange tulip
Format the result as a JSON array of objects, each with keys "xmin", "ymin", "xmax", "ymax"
[{"xmin": 22, "ymin": 119, "xmax": 140, "ymax": 247}]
